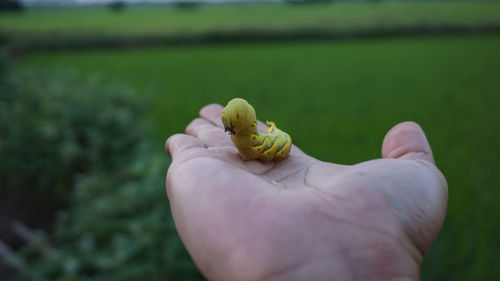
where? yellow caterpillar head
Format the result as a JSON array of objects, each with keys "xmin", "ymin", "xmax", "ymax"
[{"xmin": 221, "ymin": 98, "xmax": 256, "ymax": 135}]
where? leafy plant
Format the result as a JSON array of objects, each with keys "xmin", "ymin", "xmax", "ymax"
[
  {"xmin": 20, "ymin": 149, "xmax": 203, "ymax": 281},
  {"xmin": 0, "ymin": 60, "xmax": 203, "ymax": 280},
  {"xmin": 0, "ymin": 63, "xmax": 143, "ymax": 196}
]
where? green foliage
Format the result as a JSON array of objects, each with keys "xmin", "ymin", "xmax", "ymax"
[
  {"xmin": 0, "ymin": 61, "xmax": 202, "ymax": 280},
  {"xmin": 2, "ymin": 1, "xmax": 500, "ymax": 52},
  {"xmin": 0, "ymin": 0, "xmax": 24, "ymax": 12},
  {"xmin": 1, "ymin": 2, "xmax": 500, "ymax": 40},
  {"xmin": 0, "ymin": 63, "xmax": 143, "ymax": 195},
  {"xmin": 27, "ymin": 35, "xmax": 500, "ymax": 280},
  {"xmin": 173, "ymin": 1, "xmax": 201, "ymax": 10},
  {"xmin": 20, "ymin": 150, "xmax": 202, "ymax": 281},
  {"xmin": 108, "ymin": 1, "xmax": 126, "ymax": 12},
  {"xmin": 5, "ymin": 3, "xmax": 498, "ymax": 280},
  {"xmin": 285, "ymin": 0, "xmax": 334, "ymax": 4}
]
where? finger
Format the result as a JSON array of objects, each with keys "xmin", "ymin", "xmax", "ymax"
[
  {"xmin": 165, "ymin": 134, "xmax": 205, "ymax": 158},
  {"xmin": 200, "ymin": 104, "xmax": 225, "ymax": 128},
  {"xmin": 186, "ymin": 118, "xmax": 232, "ymax": 147},
  {"xmin": 382, "ymin": 121, "xmax": 435, "ymax": 163}
]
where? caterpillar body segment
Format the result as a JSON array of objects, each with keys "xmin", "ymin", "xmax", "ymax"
[{"xmin": 221, "ymin": 98, "xmax": 292, "ymax": 162}]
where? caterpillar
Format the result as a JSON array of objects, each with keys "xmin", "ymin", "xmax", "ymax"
[{"xmin": 221, "ymin": 98, "xmax": 292, "ymax": 162}]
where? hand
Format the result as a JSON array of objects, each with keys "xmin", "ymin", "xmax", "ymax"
[{"xmin": 165, "ymin": 104, "xmax": 448, "ymax": 281}]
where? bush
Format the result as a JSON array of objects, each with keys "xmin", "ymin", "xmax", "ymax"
[
  {"xmin": 0, "ymin": 0, "xmax": 24, "ymax": 12},
  {"xmin": 173, "ymin": 1, "xmax": 201, "ymax": 10},
  {"xmin": 19, "ymin": 150, "xmax": 203, "ymax": 281},
  {"xmin": 0, "ymin": 59, "xmax": 203, "ymax": 280},
  {"xmin": 108, "ymin": 1, "xmax": 126, "ymax": 12},
  {"xmin": 285, "ymin": 0, "xmax": 333, "ymax": 4},
  {"xmin": 0, "ymin": 62, "xmax": 143, "ymax": 196}
]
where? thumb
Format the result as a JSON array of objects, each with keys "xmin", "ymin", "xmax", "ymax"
[{"xmin": 382, "ymin": 121, "xmax": 435, "ymax": 163}]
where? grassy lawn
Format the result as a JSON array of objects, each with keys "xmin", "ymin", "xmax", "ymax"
[
  {"xmin": 1, "ymin": 2, "xmax": 500, "ymax": 41},
  {"xmin": 26, "ymin": 34, "xmax": 500, "ymax": 280}
]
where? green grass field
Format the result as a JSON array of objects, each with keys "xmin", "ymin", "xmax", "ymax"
[
  {"xmin": 1, "ymin": 2, "xmax": 500, "ymax": 42},
  {"xmin": 26, "ymin": 34, "xmax": 500, "ymax": 280}
]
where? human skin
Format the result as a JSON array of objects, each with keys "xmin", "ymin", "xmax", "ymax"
[{"xmin": 165, "ymin": 104, "xmax": 448, "ymax": 281}]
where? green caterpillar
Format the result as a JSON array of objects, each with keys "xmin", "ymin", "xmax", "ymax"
[{"xmin": 221, "ymin": 98, "xmax": 292, "ymax": 162}]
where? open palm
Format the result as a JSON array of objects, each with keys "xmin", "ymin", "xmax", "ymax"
[{"xmin": 166, "ymin": 104, "xmax": 448, "ymax": 281}]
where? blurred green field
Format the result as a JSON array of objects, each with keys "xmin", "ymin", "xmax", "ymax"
[
  {"xmin": 1, "ymin": 2, "xmax": 500, "ymax": 40},
  {"xmin": 26, "ymin": 34, "xmax": 500, "ymax": 280}
]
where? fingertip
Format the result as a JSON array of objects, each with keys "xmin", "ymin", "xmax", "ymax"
[
  {"xmin": 382, "ymin": 121, "xmax": 435, "ymax": 163},
  {"xmin": 165, "ymin": 133, "xmax": 183, "ymax": 156},
  {"xmin": 165, "ymin": 137, "xmax": 171, "ymax": 154},
  {"xmin": 185, "ymin": 118, "xmax": 206, "ymax": 136},
  {"xmin": 166, "ymin": 134, "xmax": 205, "ymax": 158},
  {"xmin": 200, "ymin": 104, "xmax": 223, "ymax": 118},
  {"xmin": 200, "ymin": 103, "xmax": 224, "ymax": 128}
]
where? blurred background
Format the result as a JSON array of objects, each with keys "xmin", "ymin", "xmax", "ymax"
[{"xmin": 0, "ymin": 0, "xmax": 499, "ymax": 280}]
